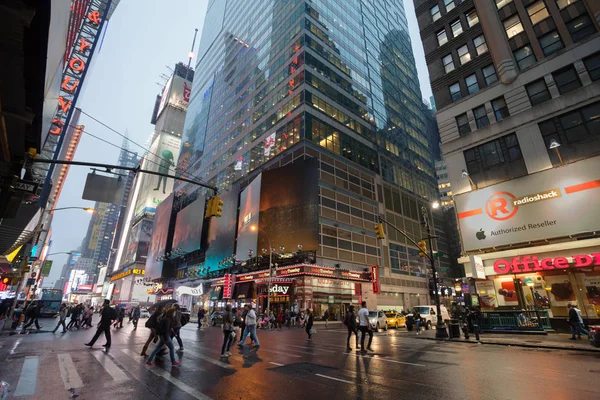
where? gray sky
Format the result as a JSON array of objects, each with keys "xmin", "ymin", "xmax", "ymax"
[{"xmin": 45, "ymin": 0, "xmax": 432, "ymax": 283}]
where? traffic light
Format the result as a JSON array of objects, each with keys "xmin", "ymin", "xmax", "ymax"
[
  {"xmin": 374, "ymin": 223, "xmax": 385, "ymax": 240},
  {"xmin": 205, "ymin": 195, "xmax": 224, "ymax": 218},
  {"xmin": 418, "ymin": 240, "xmax": 427, "ymax": 257},
  {"xmin": 204, "ymin": 197, "xmax": 215, "ymax": 218}
]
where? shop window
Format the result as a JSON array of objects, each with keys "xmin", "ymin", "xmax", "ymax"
[
  {"xmin": 451, "ymin": 19, "xmax": 463, "ymax": 38},
  {"xmin": 526, "ymin": 79, "xmax": 552, "ymax": 106},
  {"xmin": 539, "ymin": 30, "xmax": 564, "ymax": 56},
  {"xmin": 431, "ymin": 5, "xmax": 441, "ymax": 22},
  {"xmin": 466, "ymin": 9, "xmax": 479, "ymax": 27},
  {"xmin": 449, "ymin": 82, "xmax": 462, "ymax": 102},
  {"xmin": 482, "ymin": 64, "xmax": 498, "ymax": 85},
  {"xmin": 504, "ymin": 14, "xmax": 524, "ymax": 39},
  {"xmin": 583, "ymin": 52, "xmax": 600, "ymax": 82},
  {"xmin": 556, "ymin": 0, "xmax": 578, "ymax": 9},
  {"xmin": 437, "ymin": 29, "xmax": 448, "ymax": 46},
  {"xmin": 442, "ymin": 54, "xmax": 455, "ymax": 73},
  {"xmin": 553, "ymin": 65, "xmax": 582, "ymax": 95},
  {"xmin": 456, "ymin": 113, "xmax": 471, "ymax": 135},
  {"xmin": 465, "ymin": 73, "xmax": 479, "ymax": 94},
  {"xmin": 513, "ymin": 45, "xmax": 537, "ymax": 70},
  {"xmin": 527, "ymin": 1, "xmax": 550, "ymax": 26},
  {"xmin": 492, "ymin": 97, "xmax": 510, "ymax": 121},
  {"xmin": 473, "ymin": 105, "xmax": 490, "ymax": 128},
  {"xmin": 473, "ymin": 35, "xmax": 488, "ymax": 56},
  {"xmin": 444, "ymin": 0, "xmax": 455, "ymax": 12},
  {"xmin": 566, "ymin": 14, "xmax": 597, "ymax": 43},
  {"xmin": 458, "ymin": 45, "xmax": 471, "ymax": 65},
  {"xmin": 496, "ymin": 0, "xmax": 513, "ymax": 9}
]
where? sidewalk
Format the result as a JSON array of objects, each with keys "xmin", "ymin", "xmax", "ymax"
[{"xmin": 410, "ymin": 328, "xmax": 600, "ymax": 352}]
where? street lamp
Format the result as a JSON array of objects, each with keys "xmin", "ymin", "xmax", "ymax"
[
  {"xmin": 548, "ymin": 139, "xmax": 564, "ymax": 166},
  {"xmin": 46, "ymin": 251, "xmax": 73, "ymax": 257},
  {"xmin": 421, "ymin": 204, "xmax": 449, "ymax": 339},
  {"xmin": 250, "ymin": 224, "xmax": 273, "ymax": 313},
  {"xmin": 461, "ymin": 169, "xmax": 477, "ymax": 189},
  {"xmin": 48, "ymin": 207, "xmax": 94, "ymax": 213}
]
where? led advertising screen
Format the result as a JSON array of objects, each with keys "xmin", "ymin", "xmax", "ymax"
[
  {"xmin": 173, "ymin": 196, "xmax": 205, "ymax": 254},
  {"xmin": 236, "ymin": 174, "xmax": 262, "ymax": 261},
  {"xmin": 146, "ymin": 194, "xmax": 174, "ymax": 280},
  {"xmin": 122, "ymin": 219, "xmax": 153, "ymax": 267},
  {"xmin": 204, "ymin": 189, "xmax": 238, "ymax": 272}
]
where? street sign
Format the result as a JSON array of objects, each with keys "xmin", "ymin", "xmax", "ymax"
[{"xmin": 14, "ymin": 180, "xmax": 38, "ymax": 194}]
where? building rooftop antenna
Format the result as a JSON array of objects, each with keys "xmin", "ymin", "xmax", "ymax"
[{"xmin": 187, "ymin": 28, "xmax": 199, "ymax": 71}]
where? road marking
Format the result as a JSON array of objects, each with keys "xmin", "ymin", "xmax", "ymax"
[
  {"xmin": 91, "ymin": 351, "xmax": 128, "ymax": 382},
  {"xmin": 269, "ymin": 362, "xmax": 285, "ymax": 367},
  {"xmin": 183, "ymin": 348, "xmax": 233, "ymax": 369},
  {"xmin": 349, "ymin": 353, "xmax": 425, "ymax": 367},
  {"xmin": 287, "ymin": 344, "xmax": 336, "ymax": 353},
  {"xmin": 315, "ymin": 373, "xmax": 353, "ymax": 384},
  {"xmin": 58, "ymin": 353, "xmax": 84, "ymax": 389},
  {"xmin": 14, "ymin": 356, "xmax": 38, "ymax": 396},
  {"xmin": 121, "ymin": 349, "xmax": 212, "ymax": 400}
]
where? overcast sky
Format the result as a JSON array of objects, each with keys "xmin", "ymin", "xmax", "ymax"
[{"xmin": 46, "ymin": 0, "xmax": 432, "ymax": 283}]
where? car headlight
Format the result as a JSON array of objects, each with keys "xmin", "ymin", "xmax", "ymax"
[{"xmin": 369, "ymin": 318, "xmax": 376, "ymax": 323}]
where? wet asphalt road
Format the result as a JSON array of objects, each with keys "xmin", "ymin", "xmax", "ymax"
[{"xmin": 0, "ymin": 318, "xmax": 599, "ymax": 400}]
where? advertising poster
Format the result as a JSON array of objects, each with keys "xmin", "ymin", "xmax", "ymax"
[
  {"xmin": 545, "ymin": 274, "xmax": 576, "ymax": 306},
  {"xmin": 204, "ymin": 189, "xmax": 238, "ymax": 272},
  {"xmin": 580, "ymin": 273, "xmax": 600, "ymax": 305},
  {"xmin": 145, "ymin": 194, "xmax": 174, "ymax": 280},
  {"xmin": 236, "ymin": 174, "xmax": 262, "ymax": 261},
  {"xmin": 173, "ymin": 196, "xmax": 205, "ymax": 254},
  {"xmin": 135, "ymin": 132, "xmax": 181, "ymax": 215},
  {"xmin": 476, "ymin": 280, "xmax": 497, "ymax": 309},
  {"xmin": 492, "ymin": 276, "xmax": 519, "ymax": 307},
  {"xmin": 122, "ymin": 219, "xmax": 153, "ymax": 267}
]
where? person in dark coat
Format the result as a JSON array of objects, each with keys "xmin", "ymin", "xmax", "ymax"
[
  {"xmin": 21, "ymin": 302, "xmax": 41, "ymax": 331},
  {"xmin": 131, "ymin": 306, "xmax": 141, "ymax": 330},
  {"xmin": 146, "ymin": 307, "xmax": 180, "ymax": 366},
  {"xmin": 85, "ymin": 299, "xmax": 115, "ymax": 348},
  {"xmin": 345, "ymin": 305, "xmax": 359, "ymax": 351},
  {"xmin": 114, "ymin": 307, "xmax": 125, "ymax": 329},
  {"xmin": 197, "ymin": 308, "xmax": 205, "ymax": 329},
  {"xmin": 306, "ymin": 309, "xmax": 314, "ymax": 340}
]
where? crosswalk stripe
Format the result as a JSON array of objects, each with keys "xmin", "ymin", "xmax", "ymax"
[
  {"xmin": 121, "ymin": 349, "xmax": 212, "ymax": 400},
  {"xmin": 91, "ymin": 351, "xmax": 128, "ymax": 382},
  {"xmin": 183, "ymin": 348, "xmax": 233, "ymax": 369},
  {"xmin": 315, "ymin": 373, "xmax": 353, "ymax": 384},
  {"xmin": 58, "ymin": 353, "xmax": 84, "ymax": 389},
  {"xmin": 14, "ymin": 356, "xmax": 38, "ymax": 397}
]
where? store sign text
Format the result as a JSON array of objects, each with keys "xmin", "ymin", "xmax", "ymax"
[
  {"xmin": 493, "ymin": 253, "xmax": 600, "ymax": 275},
  {"xmin": 269, "ymin": 284, "xmax": 291, "ymax": 295},
  {"xmin": 110, "ymin": 268, "xmax": 145, "ymax": 282}
]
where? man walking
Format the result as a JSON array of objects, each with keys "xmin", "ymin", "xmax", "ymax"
[
  {"xmin": 52, "ymin": 303, "xmax": 68, "ymax": 333},
  {"xmin": 568, "ymin": 304, "xmax": 589, "ymax": 340},
  {"xmin": 197, "ymin": 308, "xmax": 205, "ymax": 329},
  {"xmin": 357, "ymin": 301, "xmax": 373, "ymax": 352},
  {"xmin": 85, "ymin": 300, "xmax": 115, "ymax": 348},
  {"xmin": 344, "ymin": 305, "xmax": 359, "ymax": 351},
  {"xmin": 131, "ymin": 306, "xmax": 141, "ymax": 330},
  {"xmin": 22, "ymin": 302, "xmax": 41, "ymax": 331},
  {"xmin": 323, "ymin": 308, "xmax": 330, "ymax": 329},
  {"xmin": 237, "ymin": 304, "xmax": 260, "ymax": 348}
]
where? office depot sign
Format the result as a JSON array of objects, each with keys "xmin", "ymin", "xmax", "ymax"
[
  {"xmin": 493, "ymin": 253, "xmax": 600, "ymax": 275},
  {"xmin": 455, "ymin": 157, "xmax": 600, "ymax": 252}
]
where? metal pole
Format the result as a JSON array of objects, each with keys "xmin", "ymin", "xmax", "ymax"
[{"xmin": 264, "ymin": 230, "xmax": 272, "ymax": 314}]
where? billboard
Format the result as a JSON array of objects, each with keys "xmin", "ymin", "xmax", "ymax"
[
  {"xmin": 135, "ymin": 132, "xmax": 181, "ymax": 216},
  {"xmin": 157, "ymin": 74, "xmax": 192, "ymax": 119},
  {"xmin": 236, "ymin": 174, "xmax": 262, "ymax": 261},
  {"xmin": 455, "ymin": 156, "xmax": 600, "ymax": 252},
  {"xmin": 204, "ymin": 189, "xmax": 238, "ymax": 272},
  {"xmin": 122, "ymin": 219, "xmax": 153, "ymax": 267},
  {"xmin": 173, "ymin": 196, "xmax": 205, "ymax": 254},
  {"xmin": 145, "ymin": 194, "xmax": 174, "ymax": 280}
]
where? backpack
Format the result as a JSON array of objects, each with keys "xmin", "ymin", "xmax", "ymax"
[
  {"xmin": 343, "ymin": 312, "xmax": 349, "ymax": 326},
  {"xmin": 110, "ymin": 307, "xmax": 119, "ymax": 320}
]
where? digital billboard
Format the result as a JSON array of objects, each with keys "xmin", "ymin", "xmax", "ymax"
[
  {"xmin": 146, "ymin": 194, "xmax": 174, "ymax": 280},
  {"xmin": 236, "ymin": 174, "xmax": 262, "ymax": 261},
  {"xmin": 122, "ymin": 219, "xmax": 153, "ymax": 267},
  {"xmin": 173, "ymin": 196, "xmax": 205, "ymax": 254},
  {"xmin": 157, "ymin": 74, "xmax": 192, "ymax": 119},
  {"xmin": 204, "ymin": 189, "xmax": 238, "ymax": 272}
]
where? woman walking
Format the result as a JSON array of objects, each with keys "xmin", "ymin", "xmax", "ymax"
[
  {"xmin": 171, "ymin": 304, "xmax": 184, "ymax": 351},
  {"xmin": 141, "ymin": 307, "xmax": 162, "ymax": 357},
  {"xmin": 220, "ymin": 305, "xmax": 235, "ymax": 357},
  {"xmin": 146, "ymin": 307, "xmax": 181, "ymax": 367},
  {"xmin": 306, "ymin": 309, "xmax": 314, "ymax": 340}
]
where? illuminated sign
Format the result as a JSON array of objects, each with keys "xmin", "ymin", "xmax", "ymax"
[
  {"xmin": 279, "ymin": 267, "xmax": 301, "ymax": 275},
  {"xmin": 176, "ymin": 284, "xmax": 204, "ymax": 296},
  {"xmin": 223, "ymin": 274, "xmax": 235, "ymax": 299},
  {"xmin": 110, "ymin": 268, "xmax": 145, "ymax": 282},
  {"xmin": 492, "ymin": 253, "xmax": 600, "ymax": 275},
  {"xmin": 371, "ymin": 265, "xmax": 380, "ymax": 294},
  {"xmin": 269, "ymin": 284, "xmax": 291, "ymax": 295}
]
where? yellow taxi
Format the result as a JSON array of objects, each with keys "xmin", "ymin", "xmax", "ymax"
[{"xmin": 385, "ymin": 311, "xmax": 406, "ymax": 329}]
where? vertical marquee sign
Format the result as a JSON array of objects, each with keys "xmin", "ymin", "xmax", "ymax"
[
  {"xmin": 35, "ymin": 0, "xmax": 112, "ymax": 203},
  {"xmin": 371, "ymin": 265, "xmax": 380, "ymax": 294}
]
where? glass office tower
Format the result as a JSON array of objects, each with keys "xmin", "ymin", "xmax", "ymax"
[{"xmin": 180, "ymin": 0, "xmax": 450, "ymax": 310}]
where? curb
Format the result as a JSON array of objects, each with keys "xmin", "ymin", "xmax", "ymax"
[{"xmin": 412, "ymin": 335, "xmax": 600, "ymax": 353}]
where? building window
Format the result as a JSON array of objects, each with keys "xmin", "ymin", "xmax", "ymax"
[
  {"xmin": 482, "ymin": 64, "xmax": 498, "ymax": 85},
  {"xmin": 496, "ymin": 0, "xmax": 513, "ymax": 9},
  {"xmin": 539, "ymin": 101, "xmax": 600, "ymax": 165},
  {"xmin": 526, "ymin": 79, "xmax": 552, "ymax": 106},
  {"xmin": 465, "ymin": 73, "xmax": 480, "ymax": 94},
  {"xmin": 583, "ymin": 52, "xmax": 600, "ymax": 82},
  {"xmin": 451, "ymin": 19, "xmax": 463, "ymax": 37},
  {"xmin": 513, "ymin": 45, "xmax": 537, "ymax": 70},
  {"xmin": 456, "ymin": 113, "xmax": 471, "ymax": 135},
  {"xmin": 491, "ymin": 97, "xmax": 510, "ymax": 121},
  {"xmin": 473, "ymin": 35, "xmax": 488, "ymax": 55},
  {"xmin": 552, "ymin": 65, "xmax": 582, "ymax": 95},
  {"xmin": 566, "ymin": 14, "xmax": 597, "ymax": 43},
  {"xmin": 466, "ymin": 10, "xmax": 479, "ymax": 27},
  {"xmin": 539, "ymin": 30, "xmax": 564, "ymax": 56},
  {"xmin": 504, "ymin": 15, "xmax": 524, "ymax": 38},
  {"xmin": 527, "ymin": 1, "xmax": 550, "ymax": 26},
  {"xmin": 443, "ymin": 54, "xmax": 455, "ymax": 73},
  {"xmin": 473, "ymin": 105, "xmax": 490, "ymax": 128},
  {"xmin": 458, "ymin": 45, "xmax": 471, "ymax": 65},
  {"xmin": 431, "ymin": 5, "xmax": 441, "ymax": 22},
  {"xmin": 449, "ymin": 82, "xmax": 462, "ymax": 102},
  {"xmin": 444, "ymin": 0, "xmax": 455, "ymax": 12},
  {"xmin": 437, "ymin": 29, "xmax": 448, "ymax": 46},
  {"xmin": 556, "ymin": 0, "xmax": 578, "ymax": 9},
  {"xmin": 464, "ymin": 133, "xmax": 525, "ymax": 187}
]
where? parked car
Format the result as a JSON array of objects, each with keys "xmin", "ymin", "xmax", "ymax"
[
  {"xmin": 140, "ymin": 308, "xmax": 150, "ymax": 318},
  {"xmin": 386, "ymin": 312, "xmax": 406, "ymax": 329},
  {"xmin": 180, "ymin": 306, "xmax": 191, "ymax": 326},
  {"xmin": 368, "ymin": 310, "xmax": 388, "ymax": 331},
  {"xmin": 210, "ymin": 311, "xmax": 224, "ymax": 326},
  {"xmin": 406, "ymin": 305, "xmax": 450, "ymax": 330}
]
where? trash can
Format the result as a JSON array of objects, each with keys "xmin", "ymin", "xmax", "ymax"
[{"xmin": 449, "ymin": 319, "xmax": 461, "ymax": 338}]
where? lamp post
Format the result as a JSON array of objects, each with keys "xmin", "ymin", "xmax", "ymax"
[
  {"xmin": 251, "ymin": 225, "xmax": 272, "ymax": 313},
  {"xmin": 421, "ymin": 203, "xmax": 449, "ymax": 339},
  {"xmin": 461, "ymin": 169, "xmax": 477, "ymax": 189},
  {"xmin": 548, "ymin": 139, "xmax": 564, "ymax": 166}
]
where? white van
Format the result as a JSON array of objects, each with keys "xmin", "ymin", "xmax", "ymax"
[{"xmin": 408, "ymin": 305, "xmax": 450, "ymax": 330}]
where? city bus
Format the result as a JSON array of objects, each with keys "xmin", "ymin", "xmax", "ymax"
[{"xmin": 38, "ymin": 289, "xmax": 64, "ymax": 317}]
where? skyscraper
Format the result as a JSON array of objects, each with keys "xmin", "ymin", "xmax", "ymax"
[{"xmin": 176, "ymin": 0, "xmax": 449, "ymax": 311}]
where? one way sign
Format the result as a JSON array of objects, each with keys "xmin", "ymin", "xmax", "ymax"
[{"xmin": 14, "ymin": 180, "xmax": 38, "ymax": 194}]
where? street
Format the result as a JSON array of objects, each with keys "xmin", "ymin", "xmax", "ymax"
[{"xmin": 0, "ymin": 319, "xmax": 599, "ymax": 400}]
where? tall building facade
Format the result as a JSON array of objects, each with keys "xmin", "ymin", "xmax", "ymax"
[
  {"xmin": 176, "ymin": 0, "xmax": 449, "ymax": 312},
  {"xmin": 415, "ymin": 0, "xmax": 600, "ymax": 326}
]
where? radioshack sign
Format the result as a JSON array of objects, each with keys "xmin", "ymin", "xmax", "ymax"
[{"xmin": 455, "ymin": 157, "xmax": 600, "ymax": 252}]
